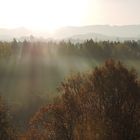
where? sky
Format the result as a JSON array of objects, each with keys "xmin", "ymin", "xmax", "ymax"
[{"xmin": 0, "ymin": 0, "xmax": 140, "ymax": 31}]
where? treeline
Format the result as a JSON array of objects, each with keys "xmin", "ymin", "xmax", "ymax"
[
  {"xmin": 0, "ymin": 39, "xmax": 140, "ymax": 60},
  {"xmin": 1, "ymin": 60, "xmax": 140, "ymax": 140}
]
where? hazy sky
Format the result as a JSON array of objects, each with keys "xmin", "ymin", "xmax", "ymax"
[{"xmin": 0, "ymin": 0, "xmax": 140, "ymax": 30}]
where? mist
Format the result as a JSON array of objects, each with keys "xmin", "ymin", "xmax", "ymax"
[{"xmin": 0, "ymin": 39, "xmax": 140, "ymax": 132}]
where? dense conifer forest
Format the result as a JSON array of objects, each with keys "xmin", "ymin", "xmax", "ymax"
[{"xmin": 0, "ymin": 39, "xmax": 140, "ymax": 139}]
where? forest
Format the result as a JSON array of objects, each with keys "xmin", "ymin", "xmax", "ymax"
[{"xmin": 0, "ymin": 39, "xmax": 140, "ymax": 140}]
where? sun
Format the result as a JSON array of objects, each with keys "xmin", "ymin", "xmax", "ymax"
[
  {"xmin": 28, "ymin": 0, "xmax": 88, "ymax": 30},
  {"xmin": 0, "ymin": 0, "xmax": 103, "ymax": 32},
  {"xmin": 0, "ymin": 0, "xmax": 89, "ymax": 32}
]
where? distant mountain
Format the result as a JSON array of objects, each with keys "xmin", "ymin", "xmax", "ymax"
[
  {"xmin": 53, "ymin": 25, "xmax": 140, "ymax": 40},
  {"xmin": 0, "ymin": 27, "xmax": 33, "ymax": 41},
  {"xmin": 1, "ymin": 25, "xmax": 140, "ymax": 41},
  {"xmin": 67, "ymin": 33, "xmax": 140, "ymax": 42}
]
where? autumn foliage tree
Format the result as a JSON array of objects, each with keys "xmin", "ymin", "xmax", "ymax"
[
  {"xmin": 29, "ymin": 60, "xmax": 140, "ymax": 140},
  {"xmin": 90, "ymin": 60, "xmax": 140, "ymax": 140},
  {"xmin": 0, "ymin": 97, "xmax": 16, "ymax": 140}
]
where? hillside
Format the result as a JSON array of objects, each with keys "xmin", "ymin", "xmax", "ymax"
[{"xmin": 1, "ymin": 25, "xmax": 140, "ymax": 41}]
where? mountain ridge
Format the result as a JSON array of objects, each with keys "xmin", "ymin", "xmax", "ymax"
[{"xmin": 1, "ymin": 25, "xmax": 140, "ymax": 41}]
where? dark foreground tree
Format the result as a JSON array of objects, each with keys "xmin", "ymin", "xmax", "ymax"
[
  {"xmin": 91, "ymin": 60, "xmax": 140, "ymax": 140},
  {"xmin": 0, "ymin": 97, "xmax": 16, "ymax": 140},
  {"xmin": 29, "ymin": 60, "xmax": 140, "ymax": 140}
]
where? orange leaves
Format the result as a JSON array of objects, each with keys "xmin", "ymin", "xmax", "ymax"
[{"xmin": 27, "ymin": 59, "xmax": 140, "ymax": 140}]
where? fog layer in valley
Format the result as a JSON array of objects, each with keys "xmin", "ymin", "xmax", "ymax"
[{"xmin": 0, "ymin": 40, "xmax": 140, "ymax": 129}]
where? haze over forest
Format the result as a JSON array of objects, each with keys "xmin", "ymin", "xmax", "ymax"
[{"xmin": 0, "ymin": 0, "xmax": 140, "ymax": 140}]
